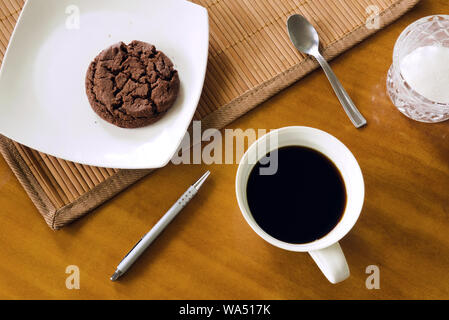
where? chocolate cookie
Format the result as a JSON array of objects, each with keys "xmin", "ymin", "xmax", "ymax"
[{"xmin": 85, "ymin": 41, "xmax": 180, "ymax": 128}]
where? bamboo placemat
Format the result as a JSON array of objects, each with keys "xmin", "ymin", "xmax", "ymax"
[{"xmin": 0, "ymin": 0, "xmax": 419, "ymax": 229}]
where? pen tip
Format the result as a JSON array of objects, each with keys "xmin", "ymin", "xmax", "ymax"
[
  {"xmin": 110, "ymin": 270, "xmax": 123, "ymax": 281},
  {"xmin": 193, "ymin": 171, "xmax": 210, "ymax": 190}
]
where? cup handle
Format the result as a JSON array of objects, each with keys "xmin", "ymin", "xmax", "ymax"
[{"xmin": 308, "ymin": 242, "xmax": 349, "ymax": 284}]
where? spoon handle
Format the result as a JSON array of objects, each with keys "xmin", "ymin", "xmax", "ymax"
[{"xmin": 315, "ymin": 53, "xmax": 367, "ymax": 128}]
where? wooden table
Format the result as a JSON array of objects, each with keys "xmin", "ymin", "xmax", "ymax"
[{"xmin": 1, "ymin": 0, "xmax": 448, "ymax": 299}]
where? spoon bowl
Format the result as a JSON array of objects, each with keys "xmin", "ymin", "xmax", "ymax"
[{"xmin": 287, "ymin": 14, "xmax": 320, "ymax": 55}]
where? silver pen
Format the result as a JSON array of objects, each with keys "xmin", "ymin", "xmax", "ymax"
[{"xmin": 110, "ymin": 171, "xmax": 211, "ymax": 281}]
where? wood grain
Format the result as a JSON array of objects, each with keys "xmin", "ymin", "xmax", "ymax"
[{"xmin": 0, "ymin": 0, "xmax": 449, "ymax": 299}]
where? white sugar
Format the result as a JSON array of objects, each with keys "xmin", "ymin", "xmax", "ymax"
[{"xmin": 400, "ymin": 45, "xmax": 449, "ymax": 104}]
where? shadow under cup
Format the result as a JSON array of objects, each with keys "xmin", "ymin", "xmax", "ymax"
[{"xmin": 235, "ymin": 126, "xmax": 365, "ymax": 252}]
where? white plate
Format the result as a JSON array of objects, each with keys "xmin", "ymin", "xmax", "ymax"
[{"xmin": 0, "ymin": 0, "xmax": 208, "ymax": 169}]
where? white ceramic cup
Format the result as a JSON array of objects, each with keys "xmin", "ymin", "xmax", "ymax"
[{"xmin": 235, "ymin": 126, "xmax": 364, "ymax": 284}]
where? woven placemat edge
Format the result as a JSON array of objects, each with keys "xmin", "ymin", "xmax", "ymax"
[
  {"xmin": 51, "ymin": 169, "xmax": 153, "ymax": 229},
  {"xmin": 0, "ymin": 135, "xmax": 56, "ymax": 227}
]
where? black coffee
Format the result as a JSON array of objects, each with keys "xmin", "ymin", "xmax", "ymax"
[{"xmin": 246, "ymin": 146, "xmax": 346, "ymax": 244}]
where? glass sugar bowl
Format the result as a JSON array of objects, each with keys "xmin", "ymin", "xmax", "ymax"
[{"xmin": 387, "ymin": 15, "xmax": 449, "ymax": 123}]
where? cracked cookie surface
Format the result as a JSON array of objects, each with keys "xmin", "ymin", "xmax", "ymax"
[{"xmin": 86, "ymin": 40, "xmax": 180, "ymax": 128}]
